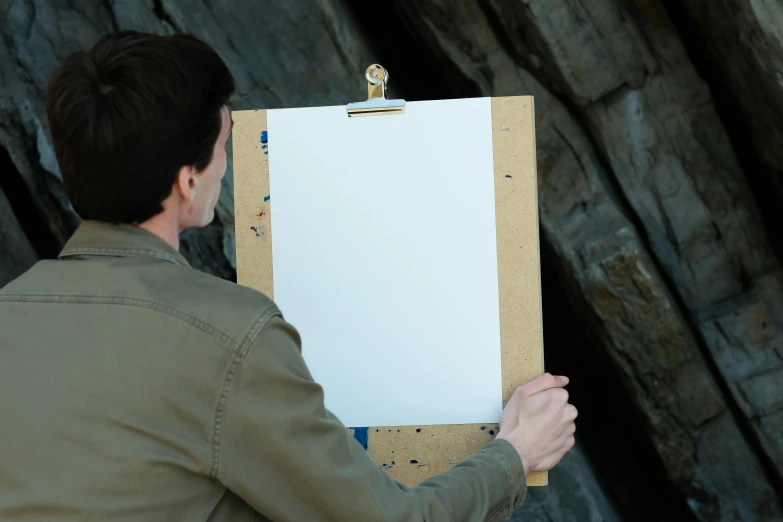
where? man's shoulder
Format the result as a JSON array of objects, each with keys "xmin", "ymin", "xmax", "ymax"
[
  {"xmin": 1, "ymin": 258, "xmax": 282, "ymax": 353},
  {"xmin": 145, "ymin": 264, "xmax": 282, "ymax": 349}
]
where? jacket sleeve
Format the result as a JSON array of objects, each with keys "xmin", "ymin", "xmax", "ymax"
[{"xmin": 216, "ymin": 315, "xmax": 527, "ymax": 522}]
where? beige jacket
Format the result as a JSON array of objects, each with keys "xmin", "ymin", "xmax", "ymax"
[{"xmin": 0, "ymin": 220, "xmax": 526, "ymax": 521}]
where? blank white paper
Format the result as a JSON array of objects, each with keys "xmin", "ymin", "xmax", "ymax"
[{"xmin": 267, "ymin": 97, "xmax": 502, "ymax": 427}]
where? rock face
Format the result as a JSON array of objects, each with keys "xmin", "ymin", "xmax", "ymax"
[
  {"xmin": 511, "ymin": 445, "xmax": 622, "ymax": 522},
  {"xmin": 671, "ymin": 0, "xmax": 783, "ymax": 215},
  {"xmin": 0, "ymin": 182, "xmax": 36, "ymax": 285},
  {"xmin": 1, "ymin": 0, "xmax": 782, "ymax": 520}
]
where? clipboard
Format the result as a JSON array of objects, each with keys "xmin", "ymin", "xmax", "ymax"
[{"xmin": 232, "ymin": 65, "xmax": 546, "ymax": 487}]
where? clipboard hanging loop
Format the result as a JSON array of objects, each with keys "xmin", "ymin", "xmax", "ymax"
[{"xmin": 347, "ymin": 64, "xmax": 406, "ymax": 117}]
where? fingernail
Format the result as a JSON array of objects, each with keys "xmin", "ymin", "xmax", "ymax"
[{"xmin": 560, "ymin": 376, "xmax": 570, "ymax": 384}]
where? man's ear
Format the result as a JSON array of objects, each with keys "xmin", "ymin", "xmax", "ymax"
[{"xmin": 174, "ymin": 165, "xmax": 197, "ymax": 202}]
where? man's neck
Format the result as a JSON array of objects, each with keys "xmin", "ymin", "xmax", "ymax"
[{"xmin": 138, "ymin": 213, "xmax": 180, "ymax": 251}]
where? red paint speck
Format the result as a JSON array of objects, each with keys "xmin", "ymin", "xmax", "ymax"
[{"xmin": 257, "ymin": 209, "xmax": 266, "ymax": 219}]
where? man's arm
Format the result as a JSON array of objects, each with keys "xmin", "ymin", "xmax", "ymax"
[{"xmin": 216, "ymin": 315, "xmax": 526, "ymax": 522}]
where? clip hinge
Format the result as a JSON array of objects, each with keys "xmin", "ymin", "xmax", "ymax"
[{"xmin": 347, "ymin": 64, "xmax": 406, "ymax": 117}]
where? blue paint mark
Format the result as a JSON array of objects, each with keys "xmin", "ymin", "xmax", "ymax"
[
  {"xmin": 416, "ymin": 428, "xmax": 421, "ymax": 433},
  {"xmin": 250, "ymin": 226, "xmax": 260, "ymax": 237},
  {"xmin": 391, "ymin": 461, "xmax": 395, "ymax": 465},
  {"xmin": 410, "ymin": 460, "xmax": 419, "ymax": 464},
  {"xmin": 260, "ymin": 132, "xmax": 269, "ymax": 154},
  {"xmin": 489, "ymin": 430, "xmax": 495, "ymax": 435},
  {"xmin": 352, "ymin": 427, "xmax": 369, "ymax": 450},
  {"xmin": 264, "ymin": 195, "xmax": 271, "ymax": 202},
  {"xmin": 505, "ymin": 175, "xmax": 512, "ymax": 178},
  {"xmin": 480, "ymin": 426, "xmax": 487, "ymax": 431}
]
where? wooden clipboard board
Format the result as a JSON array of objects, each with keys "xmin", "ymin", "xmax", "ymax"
[{"xmin": 231, "ymin": 66, "xmax": 546, "ymax": 487}]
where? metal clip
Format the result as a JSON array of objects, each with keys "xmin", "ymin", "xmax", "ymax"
[{"xmin": 347, "ymin": 64, "xmax": 406, "ymax": 117}]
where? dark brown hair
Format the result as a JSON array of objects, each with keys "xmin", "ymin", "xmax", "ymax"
[{"xmin": 46, "ymin": 31, "xmax": 235, "ymax": 224}]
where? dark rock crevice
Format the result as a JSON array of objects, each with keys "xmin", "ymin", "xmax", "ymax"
[
  {"xmin": 152, "ymin": 0, "xmax": 181, "ymax": 33},
  {"xmin": 658, "ymin": 0, "xmax": 783, "ymax": 268},
  {"xmin": 102, "ymin": 0, "xmax": 119, "ymax": 32},
  {"xmin": 179, "ymin": 216, "xmax": 237, "ymax": 282},
  {"xmin": 342, "ymin": 0, "xmax": 480, "ymax": 101},
  {"xmin": 539, "ymin": 240, "xmax": 698, "ymax": 522},
  {"xmin": 0, "ymin": 145, "xmax": 60, "ymax": 260}
]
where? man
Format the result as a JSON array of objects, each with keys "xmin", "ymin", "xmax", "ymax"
[{"xmin": 0, "ymin": 31, "xmax": 577, "ymax": 521}]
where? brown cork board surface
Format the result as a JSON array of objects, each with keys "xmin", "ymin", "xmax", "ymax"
[{"xmin": 232, "ymin": 96, "xmax": 545, "ymax": 487}]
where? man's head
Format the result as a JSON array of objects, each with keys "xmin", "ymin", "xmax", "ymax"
[{"xmin": 46, "ymin": 31, "xmax": 235, "ymax": 230}]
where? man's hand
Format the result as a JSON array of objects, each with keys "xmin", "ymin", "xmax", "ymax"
[{"xmin": 496, "ymin": 373, "xmax": 577, "ymax": 476}]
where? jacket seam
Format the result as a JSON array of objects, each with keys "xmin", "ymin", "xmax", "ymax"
[
  {"xmin": 209, "ymin": 307, "xmax": 280, "ymax": 479},
  {"xmin": 59, "ymin": 247, "xmax": 185, "ymax": 265},
  {"xmin": 486, "ymin": 500, "xmax": 511, "ymax": 522},
  {"xmin": 0, "ymin": 293, "xmax": 238, "ymax": 353}
]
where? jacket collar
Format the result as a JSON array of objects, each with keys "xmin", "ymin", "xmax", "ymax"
[{"xmin": 58, "ymin": 220, "xmax": 191, "ymax": 267}]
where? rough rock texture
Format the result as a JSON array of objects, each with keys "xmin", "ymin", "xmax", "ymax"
[
  {"xmin": 483, "ymin": 0, "xmax": 783, "ymax": 482},
  {"xmin": 511, "ymin": 445, "xmax": 622, "ymax": 522},
  {"xmin": 671, "ymin": 0, "xmax": 783, "ymax": 212},
  {"xmin": 504, "ymin": 0, "xmax": 783, "ymax": 493},
  {"xmin": 0, "ymin": 183, "xmax": 37, "ymax": 287},
  {"xmin": 484, "ymin": 0, "xmax": 657, "ymax": 105},
  {"xmin": 2, "ymin": 0, "xmax": 783, "ymax": 520}
]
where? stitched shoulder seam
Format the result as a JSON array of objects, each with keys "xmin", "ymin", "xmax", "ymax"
[
  {"xmin": 59, "ymin": 247, "xmax": 182, "ymax": 264},
  {"xmin": 210, "ymin": 306, "xmax": 281, "ymax": 478},
  {"xmin": 0, "ymin": 293, "xmax": 238, "ymax": 353}
]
